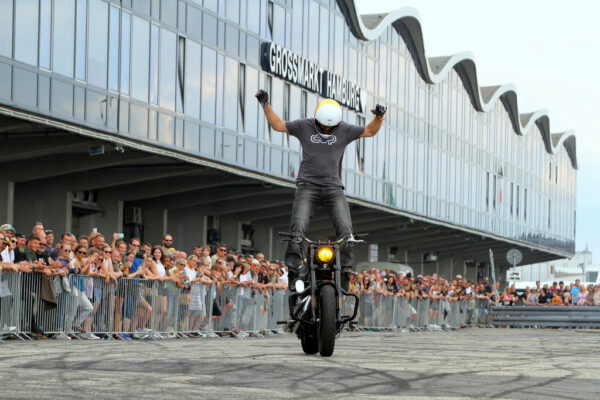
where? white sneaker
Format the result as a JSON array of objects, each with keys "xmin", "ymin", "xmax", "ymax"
[
  {"xmin": 86, "ymin": 333, "xmax": 100, "ymax": 340},
  {"xmin": 1, "ymin": 325, "xmax": 16, "ymax": 333}
]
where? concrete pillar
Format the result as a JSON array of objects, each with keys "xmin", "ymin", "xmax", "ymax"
[
  {"xmin": 220, "ymin": 215, "xmax": 243, "ymax": 251},
  {"xmin": 253, "ymin": 224, "xmax": 274, "ymax": 259},
  {"xmin": 167, "ymin": 206, "xmax": 205, "ymax": 254},
  {"xmin": 13, "ymin": 180, "xmax": 70, "ymax": 235},
  {"xmin": 0, "ymin": 180, "xmax": 15, "ymax": 225}
]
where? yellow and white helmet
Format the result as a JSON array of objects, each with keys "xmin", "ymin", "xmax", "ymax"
[{"xmin": 314, "ymin": 99, "xmax": 342, "ymax": 133}]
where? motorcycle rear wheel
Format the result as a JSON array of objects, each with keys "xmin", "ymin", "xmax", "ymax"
[{"xmin": 318, "ymin": 285, "xmax": 336, "ymax": 357}]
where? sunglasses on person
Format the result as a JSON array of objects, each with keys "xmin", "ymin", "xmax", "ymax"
[
  {"xmin": 103, "ymin": 250, "xmax": 112, "ymax": 254},
  {"xmin": 217, "ymin": 248, "xmax": 227, "ymax": 252},
  {"xmin": 77, "ymin": 250, "xmax": 87, "ymax": 255}
]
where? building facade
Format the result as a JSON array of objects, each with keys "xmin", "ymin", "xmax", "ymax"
[{"xmin": 0, "ymin": 0, "xmax": 578, "ymax": 278}]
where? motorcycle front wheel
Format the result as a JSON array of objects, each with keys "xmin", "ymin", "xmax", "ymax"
[{"xmin": 318, "ymin": 285, "xmax": 336, "ymax": 357}]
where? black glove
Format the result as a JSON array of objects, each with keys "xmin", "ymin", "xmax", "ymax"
[
  {"xmin": 255, "ymin": 89, "xmax": 269, "ymax": 106},
  {"xmin": 371, "ymin": 104, "xmax": 387, "ymax": 118}
]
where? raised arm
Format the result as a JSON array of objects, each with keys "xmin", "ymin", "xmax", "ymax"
[
  {"xmin": 360, "ymin": 104, "xmax": 387, "ymax": 138},
  {"xmin": 256, "ymin": 90, "xmax": 288, "ymax": 133}
]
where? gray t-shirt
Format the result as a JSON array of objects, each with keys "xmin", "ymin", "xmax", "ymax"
[{"xmin": 286, "ymin": 118, "xmax": 363, "ymax": 187}]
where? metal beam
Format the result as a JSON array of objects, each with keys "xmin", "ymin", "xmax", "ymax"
[
  {"xmin": 231, "ymin": 205, "xmax": 293, "ymax": 222},
  {"xmin": 203, "ymin": 195, "xmax": 295, "ymax": 216},
  {"xmin": 0, "ymin": 139, "xmax": 90, "ymax": 162},
  {"xmin": 138, "ymin": 186, "xmax": 290, "ymax": 211},
  {"xmin": 6, "ymin": 153, "xmax": 156, "ymax": 182},
  {"xmin": 107, "ymin": 171, "xmax": 236, "ymax": 201},
  {"xmin": 67, "ymin": 165, "xmax": 201, "ymax": 191}
]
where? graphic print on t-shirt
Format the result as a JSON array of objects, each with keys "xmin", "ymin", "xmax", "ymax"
[{"xmin": 310, "ymin": 134, "xmax": 337, "ymax": 145}]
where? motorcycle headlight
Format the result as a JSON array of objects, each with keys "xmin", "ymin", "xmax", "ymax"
[{"xmin": 316, "ymin": 246, "xmax": 334, "ymax": 263}]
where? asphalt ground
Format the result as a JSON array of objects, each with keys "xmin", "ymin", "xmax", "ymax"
[{"xmin": 1, "ymin": 328, "xmax": 599, "ymax": 400}]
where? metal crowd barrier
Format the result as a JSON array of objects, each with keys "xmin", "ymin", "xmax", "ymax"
[
  {"xmin": 491, "ymin": 305, "xmax": 600, "ymax": 328},
  {"xmin": 0, "ymin": 272, "xmax": 294, "ymax": 340},
  {"xmin": 354, "ymin": 293, "xmax": 491, "ymax": 331},
  {"xmin": 0, "ymin": 271, "xmax": 493, "ymax": 341}
]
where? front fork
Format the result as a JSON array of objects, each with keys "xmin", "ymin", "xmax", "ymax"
[{"xmin": 288, "ymin": 247, "xmax": 360, "ymax": 326}]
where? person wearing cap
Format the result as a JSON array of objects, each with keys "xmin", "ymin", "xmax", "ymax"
[
  {"xmin": 255, "ymin": 90, "xmax": 387, "ymax": 291},
  {"xmin": 0, "ymin": 224, "xmax": 16, "ymax": 263}
]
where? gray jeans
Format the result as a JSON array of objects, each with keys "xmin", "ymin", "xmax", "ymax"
[{"xmin": 285, "ymin": 182, "xmax": 354, "ymax": 271}]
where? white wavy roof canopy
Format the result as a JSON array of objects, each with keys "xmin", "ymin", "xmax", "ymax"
[{"xmin": 336, "ymin": 0, "xmax": 578, "ymax": 169}]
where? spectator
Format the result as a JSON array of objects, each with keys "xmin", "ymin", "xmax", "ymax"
[
  {"xmin": 593, "ymin": 284, "xmax": 600, "ymax": 306},
  {"xmin": 571, "ymin": 280, "xmax": 581, "ymax": 304},
  {"xmin": 211, "ymin": 244, "xmax": 228, "ymax": 266},
  {"xmin": 0, "ymin": 233, "xmax": 19, "ymax": 272},
  {"xmin": 32, "ymin": 222, "xmax": 46, "ymax": 241},
  {"xmin": 161, "ymin": 234, "xmax": 175, "ymax": 256},
  {"xmin": 45, "ymin": 230, "xmax": 54, "ymax": 249},
  {"xmin": 537, "ymin": 288, "xmax": 552, "ymax": 305},
  {"xmin": 79, "ymin": 236, "xmax": 89, "ymax": 247},
  {"xmin": 128, "ymin": 237, "xmax": 141, "ymax": 254},
  {"xmin": 577, "ymin": 284, "xmax": 588, "ymax": 306},
  {"xmin": 142, "ymin": 242, "xmax": 152, "ymax": 256}
]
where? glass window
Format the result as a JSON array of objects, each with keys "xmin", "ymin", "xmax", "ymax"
[
  {"xmin": 75, "ymin": 0, "xmax": 87, "ymax": 80},
  {"xmin": 225, "ymin": 24, "xmax": 238, "ymax": 55},
  {"xmin": 120, "ymin": 12, "xmax": 131, "ymax": 95},
  {"xmin": 273, "ymin": 3, "xmax": 285, "ymax": 44},
  {"xmin": 204, "ymin": 0, "xmax": 218, "ymax": 13},
  {"xmin": 308, "ymin": 1, "xmax": 318, "ymax": 61},
  {"xmin": 52, "ymin": 0, "xmax": 75, "ymax": 77},
  {"xmin": 88, "ymin": 0, "xmax": 108, "ymax": 88},
  {"xmin": 14, "ymin": 0, "xmax": 39, "ymax": 66},
  {"xmin": 159, "ymin": 28, "xmax": 177, "ymax": 111},
  {"xmin": 201, "ymin": 46, "xmax": 217, "ymax": 123},
  {"xmin": 108, "ymin": 6, "xmax": 120, "ymax": 91},
  {"xmin": 185, "ymin": 40, "xmax": 201, "ymax": 119},
  {"xmin": 160, "ymin": 0, "xmax": 177, "ymax": 27},
  {"xmin": 149, "ymin": 24, "xmax": 159, "ymax": 104},
  {"xmin": 319, "ymin": 5, "xmax": 328, "ymax": 66},
  {"xmin": 131, "ymin": 16, "xmax": 150, "ymax": 102},
  {"xmin": 244, "ymin": 65, "xmax": 258, "ymax": 137},
  {"xmin": 226, "ymin": 0, "xmax": 239, "ymax": 23},
  {"xmin": 39, "ymin": 0, "xmax": 52, "ymax": 69},
  {"xmin": 216, "ymin": 53, "xmax": 225, "ymax": 126},
  {"xmin": 291, "ymin": 0, "xmax": 302, "ymax": 53},
  {"xmin": 177, "ymin": 36, "xmax": 185, "ymax": 113},
  {"xmin": 246, "ymin": 0, "xmax": 260, "ymax": 34},
  {"xmin": 203, "ymin": 13, "xmax": 218, "ymax": 47},
  {"xmin": 223, "ymin": 57, "xmax": 238, "ymax": 131},
  {"xmin": 238, "ymin": 63, "xmax": 245, "ymax": 131},
  {"xmin": 0, "ymin": 0, "xmax": 13, "ymax": 58}
]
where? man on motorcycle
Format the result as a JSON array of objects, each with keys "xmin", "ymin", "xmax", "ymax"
[{"xmin": 255, "ymin": 90, "xmax": 386, "ymax": 291}]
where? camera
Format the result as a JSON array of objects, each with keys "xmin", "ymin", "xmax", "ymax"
[{"xmin": 116, "ymin": 233, "xmax": 124, "ymax": 239}]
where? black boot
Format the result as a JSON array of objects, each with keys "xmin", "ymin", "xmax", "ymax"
[
  {"xmin": 288, "ymin": 265, "xmax": 307, "ymax": 292},
  {"xmin": 341, "ymin": 267, "xmax": 352, "ymax": 292}
]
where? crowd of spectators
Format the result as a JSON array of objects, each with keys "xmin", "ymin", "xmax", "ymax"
[
  {"xmin": 346, "ymin": 269, "xmax": 600, "ymax": 307},
  {"xmin": 2, "ymin": 221, "xmax": 599, "ymax": 338},
  {"xmin": 0, "ymin": 222, "xmax": 288, "ymax": 338}
]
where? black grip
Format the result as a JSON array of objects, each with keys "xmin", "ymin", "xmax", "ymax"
[
  {"xmin": 355, "ymin": 233, "xmax": 369, "ymax": 239},
  {"xmin": 278, "ymin": 232, "xmax": 294, "ymax": 237}
]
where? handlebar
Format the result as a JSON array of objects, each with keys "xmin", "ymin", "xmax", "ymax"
[{"xmin": 278, "ymin": 232, "xmax": 367, "ymax": 245}]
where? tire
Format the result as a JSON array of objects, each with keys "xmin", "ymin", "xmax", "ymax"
[
  {"xmin": 300, "ymin": 328, "xmax": 318, "ymax": 355},
  {"xmin": 318, "ymin": 285, "xmax": 337, "ymax": 357}
]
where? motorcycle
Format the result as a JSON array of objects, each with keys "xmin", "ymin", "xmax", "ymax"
[{"xmin": 278, "ymin": 232, "xmax": 365, "ymax": 357}]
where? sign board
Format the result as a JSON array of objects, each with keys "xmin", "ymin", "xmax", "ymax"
[
  {"xmin": 261, "ymin": 42, "xmax": 367, "ymax": 113},
  {"xmin": 507, "ymin": 270, "xmax": 522, "ymax": 282},
  {"xmin": 369, "ymin": 244, "xmax": 378, "ymax": 262},
  {"xmin": 506, "ymin": 249, "xmax": 523, "ymax": 266}
]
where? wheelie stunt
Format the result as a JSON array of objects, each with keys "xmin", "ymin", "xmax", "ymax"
[{"xmin": 256, "ymin": 90, "xmax": 386, "ymax": 356}]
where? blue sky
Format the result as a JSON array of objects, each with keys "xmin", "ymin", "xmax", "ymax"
[{"xmin": 356, "ymin": 0, "xmax": 600, "ymax": 263}]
